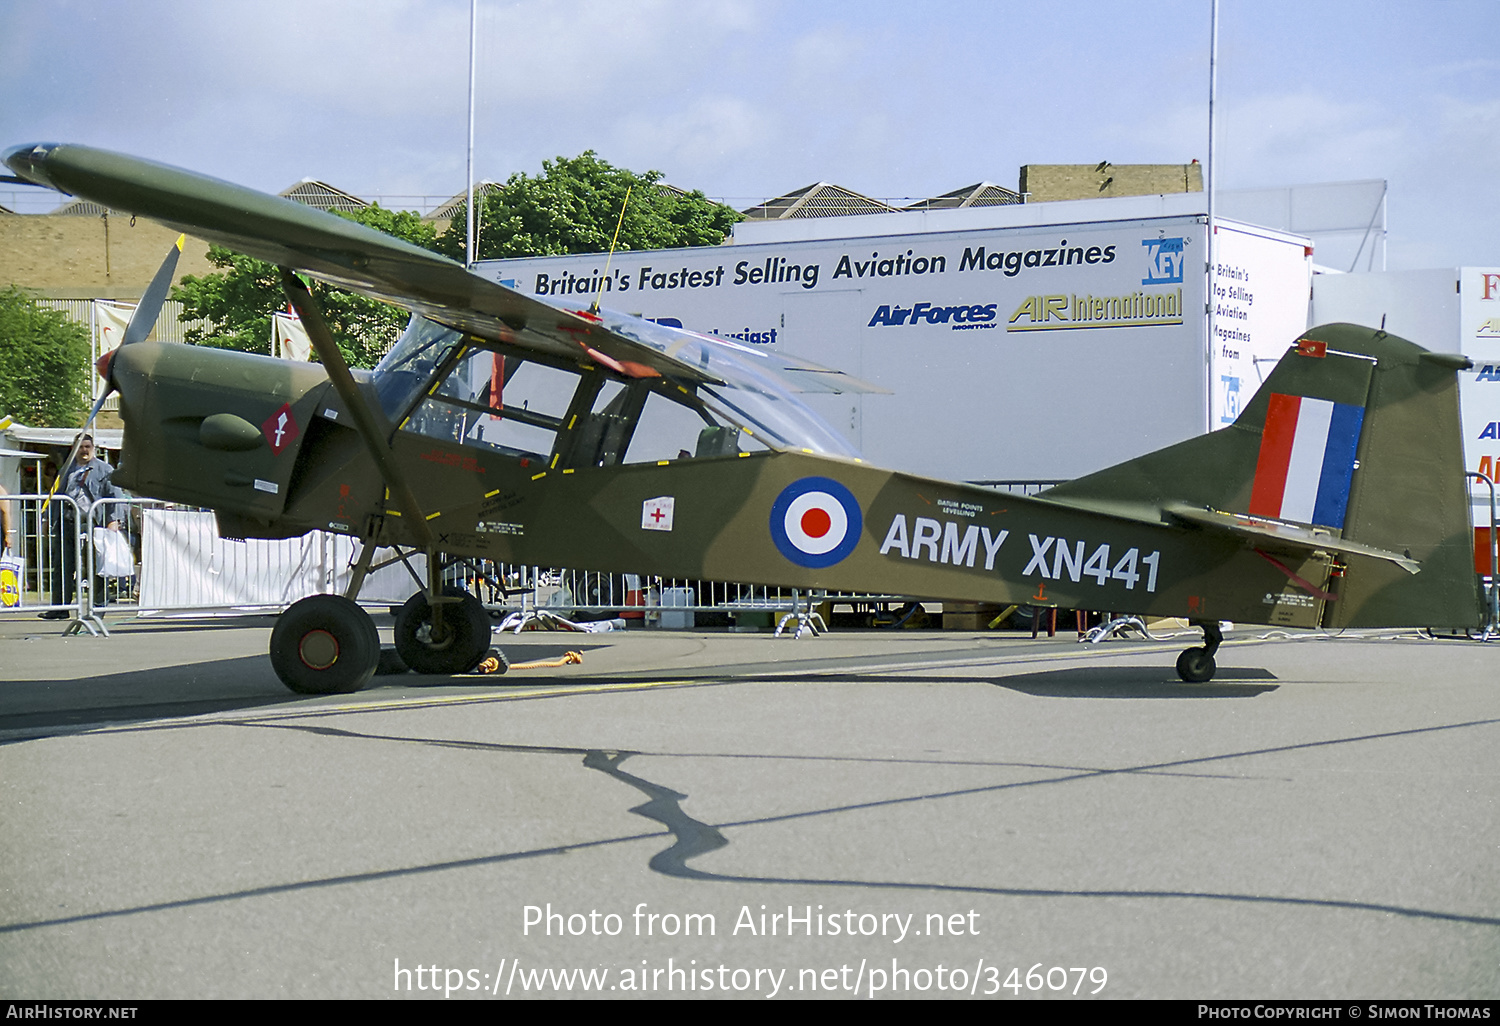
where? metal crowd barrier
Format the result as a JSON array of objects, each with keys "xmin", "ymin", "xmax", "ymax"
[
  {"xmin": 31, "ymin": 475, "xmax": 1494, "ymax": 638},
  {"xmin": 0, "ymin": 493, "xmax": 91, "ymax": 631},
  {"xmin": 448, "ymin": 563, "xmax": 908, "ymax": 631},
  {"xmin": 1468, "ymin": 472, "xmax": 1500, "ymax": 639},
  {"xmin": 3, "ymin": 495, "xmax": 913, "ymax": 632}
]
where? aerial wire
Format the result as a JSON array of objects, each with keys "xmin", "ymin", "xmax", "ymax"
[{"xmin": 592, "ymin": 184, "xmax": 632, "ymax": 314}]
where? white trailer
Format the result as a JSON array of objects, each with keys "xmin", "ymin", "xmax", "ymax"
[
  {"xmin": 475, "ymin": 193, "xmax": 1312, "ymax": 483},
  {"xmin": 1313, "ymin": 267, "xmax": 1500, "ymax": 557}
]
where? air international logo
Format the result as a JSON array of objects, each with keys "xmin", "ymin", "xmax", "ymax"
[
  {"xmin": 770, "ymin": 477, "xmax": 862, "ymax": 569},
  {"xmin": 1006, "ymin": 290, "xmax": 1183, "ymax": 332},
  {"xmin": 1475, "ymin": 317, "xmax": 1500, "ymax": 339},
  {"xmin": 1142, "ymin": 237, "xmax": 1185, "ymax": 285}
]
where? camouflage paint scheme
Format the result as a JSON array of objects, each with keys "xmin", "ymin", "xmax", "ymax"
[{"xmin": 5, "ymin": 143, "xmax": 1481, "ymax": 655}]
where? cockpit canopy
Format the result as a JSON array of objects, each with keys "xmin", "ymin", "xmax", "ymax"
[{"xmin": 371, "ymin": 311, "xmax": 865, "ymax": 468}]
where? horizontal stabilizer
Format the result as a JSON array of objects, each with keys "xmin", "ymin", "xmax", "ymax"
[{"xmin": 1163, "ymin": 504, "xmax": 1420, "ymax": 574}]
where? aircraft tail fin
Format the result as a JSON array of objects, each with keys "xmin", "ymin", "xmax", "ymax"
[{"xmin": 1044, "ymin": 323, "xmax": 1480, "ymax": 628}]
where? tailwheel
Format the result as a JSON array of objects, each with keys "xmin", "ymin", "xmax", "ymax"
[
  {"xmin": 394, "ymin": 587, "xmax": 492, "ymax": 674},
  {"xmin": 270, "ymin": 594, "xmax": 380, "ymax": 694},
  {"xmin": 1175, "ymin": 647, "xmax": 1217, "ymax": 683}
]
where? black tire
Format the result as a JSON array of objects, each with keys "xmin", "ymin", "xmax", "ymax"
[
  {"xmin": 375, "ymin": 648, "xmax": 409, "ymax": 675},
  {"xmin": 1176, "ymin": 646, "xmax": 1217, "ymax": 683},
  {"xmin": 394, "ymin": 587, "xmax": 492, "ymax": 675},
  {"xmin": 577, "ymin": 572, "xmax": 622, "ymax": 621},
  {"xmin": 270, "ymin": 594, "xmax": 379, "ymax": 695}
]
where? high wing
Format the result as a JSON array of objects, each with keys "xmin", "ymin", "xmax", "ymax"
[{"xmin": 2, "ymin": 142, "xmax": 881, "ymax": 394}]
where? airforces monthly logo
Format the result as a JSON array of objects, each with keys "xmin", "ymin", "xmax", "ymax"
[{"xmin": 770, "ymin": 477, "xmax": 862, "ymax": 568}]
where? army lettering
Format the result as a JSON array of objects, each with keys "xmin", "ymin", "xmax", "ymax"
[
  {"xmin": 1023, "ymin": 535, "xmax": 1159, "ymax": 591},
  {"xmin": 879, "ymin": 515, "xmax": 1008, "ymax": 570}
]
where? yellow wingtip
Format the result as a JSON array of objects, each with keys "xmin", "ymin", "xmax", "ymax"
[{"xmin": 175, "ymin": 234, "xmax": 185, "ymax": 252}]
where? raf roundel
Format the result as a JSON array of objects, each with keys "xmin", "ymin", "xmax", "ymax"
[{"xmin": 769, "ymin": 477, "xmax": 863, "ymax": 569}]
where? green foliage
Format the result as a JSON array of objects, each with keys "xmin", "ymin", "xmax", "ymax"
[
  {"xmin": 0, "ymin": 286, "xmax": 90, "ymax": 427},
  {"xmin": 171, "ymin": 204, "xmax": 440, "ymax": 369},
  {"xmin": 434, "ymin": 151, "xmax": 740, "ymax": 262}
]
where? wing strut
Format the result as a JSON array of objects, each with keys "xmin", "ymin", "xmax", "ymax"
[
  {"xmin": 279, "ymin": 268, "xmax": 434, "ymax": 551},
  {"xmin": 279, "ymin": 269, "xmax": 463, "ymax": 639}
]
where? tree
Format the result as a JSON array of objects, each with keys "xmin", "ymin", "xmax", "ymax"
[
  {"xmin": 0, "ymin": 286, "xmax": 90, "ymax": 427},
  {"xmin": 434, "ymin": 151, "xmax": 740, "ymax": 262},
  {"xmin": 171, "ymin": 206, "xmax": 440, "ymax": 369}
]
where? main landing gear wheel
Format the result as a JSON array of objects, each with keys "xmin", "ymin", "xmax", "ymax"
[
  {"xmin": 394, "ymin": 587, "xmax": 492, "ymax": 675},
  {"xmin": 1176, "ymin": 619, "xmax": 1224, "ymax": 683},
  {"xmin": 270, "ymin": 594, "xmax": 380, "ymax": 695}
]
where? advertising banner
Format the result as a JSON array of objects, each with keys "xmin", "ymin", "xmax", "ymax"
[
  {"xmin": 477, "ymin": 215, "xmax": 1299, "ymax": 482},
  {"xmin": 1210, "ymin": 224, "xmax": 1314, "ymax": 429},
  {"xmin": 1459, "ymin": 268, "xmax": 1500, "ymax": 543}
]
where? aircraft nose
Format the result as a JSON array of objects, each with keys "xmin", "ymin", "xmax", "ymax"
[
  {"xmin": 3, "ymin": 142, "xmax": 62, "ymax": 190},
  {"xmin": 108, "ymin": 340, "xmax": 153, "ymax": 414}
]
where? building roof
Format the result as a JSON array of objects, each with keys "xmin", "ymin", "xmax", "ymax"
[
  {"xmin": 741, "ymin": 182, "xmax": 898, "ymax": 220},
  {"xmin": 278, "ymin": 179, "xmax": 369, "ymax": 213},
  {"xmin": 50, "ymin": 197, "xmax": 110, "ymax": 216},
  {"xmin": 3, "ymin": 425, "xmax": 124, "ymax": 450},
  {"xmin": 424, "ymin": 180, "xmax": 502, "ymax": 223},
  {"xmin": 903, "ymin": 182, "xmax": 1021, "ymax": 210}
]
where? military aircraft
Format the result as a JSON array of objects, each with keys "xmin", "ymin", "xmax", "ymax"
[{"xmin": 3, "ymin": 142, "xmax": 1482, "ymax": 694}]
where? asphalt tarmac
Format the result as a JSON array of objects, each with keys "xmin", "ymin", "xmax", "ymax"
[{"xmin": 1, "ymin": 613, "xmax": 1497, "ymax": 1001}]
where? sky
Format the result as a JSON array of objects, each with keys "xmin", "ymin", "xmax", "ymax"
[{"xmin": 2, "ymin": 0, "xmax": 1496, "ymax": 269}]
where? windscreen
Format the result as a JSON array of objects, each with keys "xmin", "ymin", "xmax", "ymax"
[
  {"xmin": 595, "ymin": 309, "xmax": 862, "ymax": 458},
  {"xmin": 371, "ymin": 314, "xmax": 465, "ymax": 422}
]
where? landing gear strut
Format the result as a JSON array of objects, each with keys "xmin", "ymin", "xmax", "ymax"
[{"xmin": 1176, "ymin": 620, "xmax": 1222, "ymax": 683}]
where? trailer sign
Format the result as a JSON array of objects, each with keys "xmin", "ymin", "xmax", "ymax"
[
  {"xmin": 1142, "ymin": 237, "xmax": 1186, "ymax": 284},
  {"xmin": 478, "ymin": 207, "xmax": 1311, "ymax": 481}
]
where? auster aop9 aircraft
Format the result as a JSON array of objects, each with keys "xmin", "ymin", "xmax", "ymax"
[{"xmin": 3, "ymin": 143, "xmax": 1482, "ymax": 693}]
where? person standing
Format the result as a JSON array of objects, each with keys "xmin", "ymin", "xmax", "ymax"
[
  {"xmin": 0, "ymin": 481, "xmax": 14, "ymax": 556},
  {"xmin": 41, "ymin": 434, "xmax": 123, "ymax": 619}
]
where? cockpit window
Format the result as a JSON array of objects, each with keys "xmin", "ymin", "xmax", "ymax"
[
  {"xmin": 372, "ymin": 315, "xmax": 464, "ymax": 422},
  {"xmin": 372, "ymin": 311, "xmax": 860, "ymax": 466},
  {"xmin": 397, "ymin": 342, "xmax": 580, "ymax": 459},
  {"xmin": 593, "ymin": 309, "xmax": 862, "ymax": 459}
]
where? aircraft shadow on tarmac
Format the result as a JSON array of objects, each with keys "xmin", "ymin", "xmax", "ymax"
[
  {"xmin": 0, "ymin": 643, "xmax": 611, "ymax": 739},
  {"xmin": 752, "ymin": 665, "xmax": 1281, "ymax": 697},
  {"xmin": 0, "ymin": 655, "xmax": 299, "ymax": 738},
  {"xmin": 987, "ymin": 665, "xmax": 1279, "ymax": 698}
]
